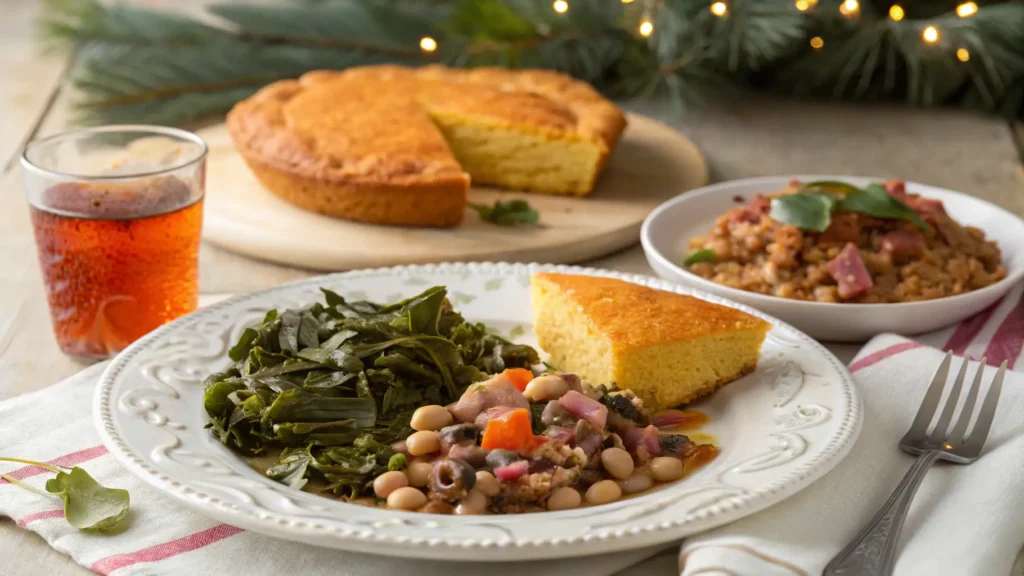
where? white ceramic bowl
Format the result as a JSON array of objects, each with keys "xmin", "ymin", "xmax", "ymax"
[{"xmin": 641, "ymin": 176, "xmax": 1024, "ymax": 342}]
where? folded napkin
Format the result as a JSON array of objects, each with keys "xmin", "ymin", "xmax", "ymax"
[{"xmin": 680, "ymin": 285, "xmax": 1024, "ymax": 576}]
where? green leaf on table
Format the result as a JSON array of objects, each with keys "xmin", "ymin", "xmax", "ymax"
[
  {"xmin": 44, "ymin": 467, "xmax": 130, "ymax": 533},
  {"xmin": 683, "ymin": 248, "xmax": 717, "ymax": 266},
  {"xmin": 769, "ymin": 192, "xmax": 836, "ymax": 232},
  {"xmin": 838, "ymin": 184, "xmax": 931, "ymax": 232},
  {"xmin": 470, "ymin": 200, "xmax": 539, "ymax": 226}
]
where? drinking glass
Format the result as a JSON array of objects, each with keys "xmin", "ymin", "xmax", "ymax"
[{"xmin": 21, "ymin": 125, "xmax": 207, "ymax": 359}]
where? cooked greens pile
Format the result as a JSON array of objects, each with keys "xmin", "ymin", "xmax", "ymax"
[{"xmin": 202, "ymin": 286, "xmax": 539, "ymax": 497}]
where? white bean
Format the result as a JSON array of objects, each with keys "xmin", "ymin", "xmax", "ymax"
[
  {"xmin": 585, "ymin": 480, "xmax": 622, "ymax": 505},
  {"xmin": 410, "ymin": 405, "xmax": 453, "ymax": 431},
  {"xmin": 373, "ymin": 470, "xmax": 409, "ymax": 499},
  {"xmin": 546, "ymin": 487, "xmax": 582, "ymax": 511},
  {"xmin": 600, "ymin": 447, "xmax": 635, "ymax": 480},
  {"xmin": 523, "ymin": 374, "xmax": 570, "ymax": 402},
  {"xmin": 407, "ymin": 462, "xmax": 434, "ymax": 488},
  {"xmin": 455, "ymin": 489, "xmax": 488, "ymax": 515},
  {"xmin": 617, "ymin": 472, "xmax": 653, "ymax": 494},
  {"xmin": 474, "ymin": 471, "xmax": 500, "ymax": 497},
  {"xmin": 386, "ymin": 487, "xmax": 427, "ymax": 510},
  {"xmin": 406, "ymin": 430, "xmax": 441, "ymax": 456},
  {"xmin": 650, "ymin": 457, "xmax": 684, "ymax": 482}
]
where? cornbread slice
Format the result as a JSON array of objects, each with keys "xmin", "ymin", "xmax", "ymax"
[
  {"xmin": 226, "ymin": 65, "xmax": 626, "ymax": 227},
  {"xmin": 531, "ymin": 273, "xmax": 770, "ymax": 410}
]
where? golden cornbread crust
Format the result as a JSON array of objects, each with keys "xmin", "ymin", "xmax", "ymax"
[
  {"xmin": 226, "ymin": 65, "xmax": 627, "ymax": 227},
  {"xmin": 531, "ymin": 273, "xmax": 771, "ymax": 350}
]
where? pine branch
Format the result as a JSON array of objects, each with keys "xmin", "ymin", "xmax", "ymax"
[{"xmin": 36, "ymin": 0, "xmax": 1024, "ymax": 125}]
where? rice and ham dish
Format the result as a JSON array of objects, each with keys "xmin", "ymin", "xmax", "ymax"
[{"xmin": 685, "ymin": 179, "xmax": 1006, "ymax": 303}]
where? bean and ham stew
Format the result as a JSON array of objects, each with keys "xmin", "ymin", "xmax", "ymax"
[
  {"xmin": 203, "ymin": 287, "xmax": 717, "ymax": 515},
  {"xmin": 685, "ymin": 179, "xmax": 1006, "ymax": 303}
]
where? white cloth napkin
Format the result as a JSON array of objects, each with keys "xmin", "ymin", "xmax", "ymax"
[{"xmin": 680, "ymin": 285, "xmax": 1024, "ymax": 576}]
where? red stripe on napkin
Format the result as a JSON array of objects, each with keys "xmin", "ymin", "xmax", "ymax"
[
  {"xmin": 90, "ymin": 523, "xmax": 244, "ymax": 575},
  {"xmin": 17, "ymin": 509, "xmax": 65, "ymax": 526},
  {"xmin": 0, "ymin": 445, "xmax": 108, "ymax": 485},
  {"xmin": 850, "ymin": 342, "xmax": 924, "ymax": 373},
  {"xmin": 982, "ymin": 294, "xmax": 1024, "ymax": 369},
  {"xmin": 944, "ymin": 299, "xmax": 1001, "ymax": 355}
]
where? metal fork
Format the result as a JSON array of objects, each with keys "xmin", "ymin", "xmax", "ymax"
[{"xmin": 823, "ymin": 352, "xmax": 1006, "ymax": 576}]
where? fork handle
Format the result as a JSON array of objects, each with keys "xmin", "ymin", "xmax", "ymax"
[{"xmin": 823, "ymin": 450, "xmax": 941, "ymax": 576}]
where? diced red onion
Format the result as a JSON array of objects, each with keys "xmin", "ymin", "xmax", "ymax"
[
  {"xmin": 542, "ymin": 425, "xmax": 575, "ymax": 446},
  {"xmin": 391, "ymin": 440, "xmax": 409, "ymax": 454},
  {"xmin": 558, "ymin": 390, "xmax": 608, "ymax": 431},
  {"xmin": 493, "ymin": 460, "xmax": 529, "ymax": 483},
  {"xmin": 623, "ymin": 425, "xmax": 662, "ymax": 458},
  {"xmin": 576, "ymin": 433, "xmax": 603, "ymax": 457}
]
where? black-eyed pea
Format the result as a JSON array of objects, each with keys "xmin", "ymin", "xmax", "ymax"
[
  {"xmin": 617, "ymin": 472, "xmax": 653, "ymax": 494},
  {"xmin": 372, "ymin": 470, "xmax": 409, "ymax": 499},
  {"xmin": 585, "ymin": 479, "xmax": 622, "ymax": 505},
  {"xmin": 410, "ymin": 405, "xmax": 453, "ymax": 431},
  {"xmin": 650, "ymin": 456, "xmax": 685, "ymax": 482},
  {"xmin": 386, "ymin": 487, "xmax": 428, "ymax": 510},
  {"xmin": 407, "ymin": 461, "xmax": 434, "ymax": 488},
  {"xmin": 599, "ymin": 447, "xmax": 634, "ymax": 479},
  {"xmin": 523, "ymin": 374, "xmax": 570, "ymax": 402},
  {"xmin": 474, "ymin": 471, "xmax": 500, "ymax": 497},
  {"xmin": 406, "ymin": 430, "xmax": 441, "ymax": 456},
  {"xmin": 546, "ymin": 487, "xmax": 582, "ymax": 511},
  {"xmin": 455, "ymin": 489, "xmax": 488, "ymax": 515}
]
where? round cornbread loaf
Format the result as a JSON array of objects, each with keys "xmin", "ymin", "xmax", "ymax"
[{"xmin": 226, "ymin": 66, "xmax": 626, "ymax": 228}]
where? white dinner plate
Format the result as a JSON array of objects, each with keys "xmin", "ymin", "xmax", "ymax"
[
  {"xmin": 94, "ymin": 262, "xmax": 861, "ymax": 561},
  {"xmin": 642, "ymin": 176, "xmax": 1024, "ymax": 342}
]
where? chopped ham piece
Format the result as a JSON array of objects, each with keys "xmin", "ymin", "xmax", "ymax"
[
  {"xmin": 493, "ymin": 460, "xmax": 529, "ymax": 483},
  {"xmin": 881, "ymin": 229, "xmax": 925, "ymax": 257},
  {"xmin": 623, "ymin": 425, "xmax": 662, "ymax": 458},
  {"xmin": 447, "ymin": 374, "xmax": 529, "ymax": 423},
  {"xmin": 826, "ymin": 243, "xmax": 874, "ymax": 299},
  {"xmin": 558, "ymin": 390, "xmax": 608, "ymax": 431}
]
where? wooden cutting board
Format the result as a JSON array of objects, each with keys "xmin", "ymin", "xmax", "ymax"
[{"xmin": 200, "ymin": 113, "xmax": 708, "ymax": 271}]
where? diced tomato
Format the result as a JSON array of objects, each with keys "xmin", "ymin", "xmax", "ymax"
[
  {"xmin": 502, "ymin": 368, "xmax": 534, "ymax": 393},
  {"xmin": 481, "ymin": 408, "xmax": 547, "ymax": 452}
]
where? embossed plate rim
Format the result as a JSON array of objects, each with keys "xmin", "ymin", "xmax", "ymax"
[{"xmin": 94, "ymin": 262, "xmax": 863, "ymax": 561}]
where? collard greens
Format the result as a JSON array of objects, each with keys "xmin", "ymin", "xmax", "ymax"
[{"xmin": 203, "ymin": 286, "xmax": 540, "ymax": 497}]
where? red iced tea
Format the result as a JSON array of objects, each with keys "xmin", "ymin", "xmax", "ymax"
[{"xmin": 29, "ymin": 177, "xmax": 202, "ymax": 358}]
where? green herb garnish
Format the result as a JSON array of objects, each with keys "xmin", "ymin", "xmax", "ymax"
[
  {"xmin": 470, "ymin": 200, "xmax": 539, "ymax": 226},
  {"xmin": 683, "ymin": 248, "xmax": 717, "ymax": 266},
  {"xmin": 769, "ymin": 181, "xmax": 931, "ymax": 233},
  {"xmin": 203, "ymin": 286, "xmax": 541, "ymax": 498},
  {"xmin": 0, "ymin": 457, "xmax": 130, "ymax": 533}
]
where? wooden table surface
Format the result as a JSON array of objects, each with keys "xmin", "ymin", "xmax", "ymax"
[{"xmin": 1, "ymin": 2, "xmax": 1022, "ymax": 575}]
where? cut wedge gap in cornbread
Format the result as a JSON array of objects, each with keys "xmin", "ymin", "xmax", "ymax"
[
  {"xmin": 531, "ymin": 273, "xmax": 771, "ymax": 410},
  {"xmin": 429, "ymin": 112, "xmax": 605, "ymax": 196}
]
